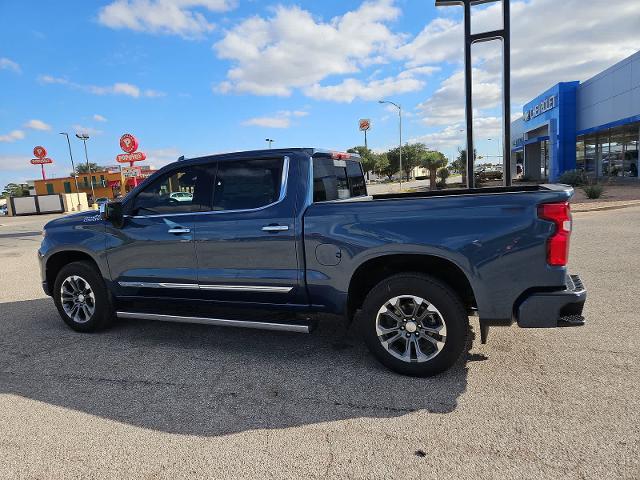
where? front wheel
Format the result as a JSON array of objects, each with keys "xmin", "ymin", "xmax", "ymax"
[
  {"xmin": 53, "ymin": 261, "xmax": 114, "ymax": 332},
  {"xmin": 360, "ymin": 273, "xmax": 468, "ymax": 377}
]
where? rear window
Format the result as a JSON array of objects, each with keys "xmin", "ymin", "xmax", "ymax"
[
  {"xmin": 313, "ymin": 158, "xmax": 367, "ymax": 202},
  {"xmin": 213, "ymin": 158, "xmax": 284, "ymax": 211}
]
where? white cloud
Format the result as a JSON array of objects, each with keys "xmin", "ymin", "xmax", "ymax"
[
  {"xmin": 98, "ymin": 0, "xmax": 235, "ymax": 38},
  {"xmin": 305, "ymin": 74, "xmax": 424, "ymax": 103},
  {"xmin": 146, "ymin": 147, "xmax": 182, "ymax": 168},
  {"xmin": 39, "ymin": 75, "xmax": 165, "ymax": 98},
  {"xmin": 24, "ymin": 119, "xmax": 51, "ymax": 131},
  {"xmin": 241, "ymin": 110, "xmax": 309, "ymax": 129},
  {"xmin": 242, "ymin": 116, "xmax": 291, "ymax": 129},
  {"xmin": 213, "ymin": 0, "xmax": 402, "ymax": 97},
  {"xmin": 72, "ymin": 125, "xmax": 103, "ymax": 136},
  {"xmin": 411, "ymin": 117, "xmax": 501, "ymax": 151},
  {"xmin": 0, "ymin": 57, "xmax": 21, "ymax": 73},
  {"xmin": 407, "ymin": 0, "xmax": 640, "ymax": 129},
  {"xmin": 0, "ymin": 130, "xmax": 25, "ymax": 143},
  {"xmin": 93, "ymin": 114, "xmax": 108, "ymax": 122}
]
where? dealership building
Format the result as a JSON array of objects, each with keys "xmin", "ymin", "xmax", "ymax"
[{"xmin": 511, "ymin": 50, "xmax": 640, "ymax": 182}]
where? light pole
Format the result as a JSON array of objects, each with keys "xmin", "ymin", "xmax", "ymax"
[
  {"xmin": 60, "ymin": 132, "xmax": 82, "ymax": 209},
  {"xmin": 265, "ymin": 138, "xmax": 274, "ymax": 149},
  {"xmin": 75, "ymin": 133, "xmax": 96, "ymax": 204},
  {"xmin": 378, "ymin": 100, "xmax": 402, "ymax": 191}
]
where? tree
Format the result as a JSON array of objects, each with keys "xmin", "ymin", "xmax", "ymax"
[
  {"xmin": 2, "ymin": 183, "xmax": 29, "ymax": 197},
  {"xmin": 373, "ymin": 152, "xmax": 395, "ymax": 180},
  {"xmin": 386, "ymin": 142, "xmax": 427, "ymax": 182},
  {"xmin": 420, "ymin": 150, "xmax": 448, "ymax": 191},
  {"xmin": 347, "ymin": 146, "xmax": 375, "ymax": 180},
  {"xmin": 451, "ymin": 148, "xmax": 477, "ymax": 177},
  {"xmin": 74, "ymin": 163, "xmax": 101, "ymax": 175}
]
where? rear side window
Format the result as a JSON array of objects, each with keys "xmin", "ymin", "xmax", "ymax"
[
  {"xmin": 313, "ymin": 158, "xmax": 367, "ymax": 202},
  {"xmin": 213, "ymin": 158, "xmax": 284, "ymax": 211}
]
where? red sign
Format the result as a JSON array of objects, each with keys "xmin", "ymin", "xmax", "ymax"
[
  {"xmin": 30, "ymin": 157, "xmax": 53, "ymax": 165},
  {"xmin": 120, "ymin": 133, "xmax": 139, "ymax": 154},
  {"xmin": 116, "ymin": 152, "xmax": 147, "ymax": 163},
  {"xmin": 359, "ymin": 119, "xmax": 371, "ymax": 131},
  {"xmin": 33, "ymin": 146, "xmax": 47, "ymax": 159},
  {"xmin": 108, "ymin": 180, "xmax": 121, "ymax": 188}
]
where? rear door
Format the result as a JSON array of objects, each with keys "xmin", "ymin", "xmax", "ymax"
[
  {"xmin": 193, "ymin": 155, "xmax": 306, "ymax": 306},
  {"xmin": 105, "ymin": 163, "xmax": 214, "ymax": 299}
]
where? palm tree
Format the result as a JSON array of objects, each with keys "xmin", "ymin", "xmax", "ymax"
[{"xmin": 420, "ymin": 151, "xmax": 448, "ymax": 191}]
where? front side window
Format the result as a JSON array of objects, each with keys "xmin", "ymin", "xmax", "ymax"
[
  {"xmin": 313, "ymin": 158, "xmax": 367, "ymax": 202},
  {"xmin": 213, "ymin": 158, "xmax": 284, "ymax": 211},
  {"xmin": 132, "ymin": 165, "xmax": 213, "ymax": 215}
]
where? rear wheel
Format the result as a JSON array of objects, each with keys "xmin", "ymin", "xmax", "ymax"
[
  {"xmin": 360, "ymin": 273, "xmax": 468, "ymax": 376},
  {"xmin": 53, "ymin": 261, "xmax": 114, "ymax": 332}
]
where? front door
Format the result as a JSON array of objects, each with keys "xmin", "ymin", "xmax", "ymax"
[
  {"xmin": 193, "ymin": 156, "xmax": 306, "ymax": 306},
  {"xmin": 106, "ymin": 163, "xmax": 214, "ymax": 299}
]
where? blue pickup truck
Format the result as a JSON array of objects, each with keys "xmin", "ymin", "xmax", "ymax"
[{"xmin": 39, "ymin": 148, "xmax": 586, "ymax": 376}]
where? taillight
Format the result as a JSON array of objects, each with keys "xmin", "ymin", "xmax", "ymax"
[
  {"xmin": 538, "ymin": 201, "xmax": 571, "ymax": 266},
  {"xmin": 331, "ymin": 152, "xmax": 351, "ymax": 159}
]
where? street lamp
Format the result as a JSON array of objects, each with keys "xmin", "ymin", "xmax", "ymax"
[
  {"xmin": 265, "ymin": 138, "xmax": 274, "ymax": 149},
  {"xmin": 75, "ymin": 133, "xmax": 96, "ymax": 205},
  {"xmin": 378, "ymin": 100, "xmax": 402, "ymax": 191},
  {"xmin": 59, "ymin": 132, "xmax": 82, "ymax": 210}
]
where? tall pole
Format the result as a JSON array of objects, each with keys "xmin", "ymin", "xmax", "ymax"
[
  {"xmin": 378, "ymin": 100, "xmax": 402, "ymax": 191},
  {"xmin": 79, "ymin": 137, "xmax": 95, "ymax": 201},
  {"xmin": 399, "ymin": 104, "xmax": 403, "ymax": 190},
  {"xmin": 364, "ymin": 129, "xmax": 368, "ymax": 150},
  {"xmin": 502, "ymin": 0, "xmax": 512, "ymax": 186},
  {"xmin": 463, "ymin": 0, "xmax": 474, "ymax": 188},
  {"xmin": 41, "ymin": 164, "xmax": 46, "ymax": 180},
  {"xmin": 60, "ymin": 132, "xmax": 82, "ymax": 209}
]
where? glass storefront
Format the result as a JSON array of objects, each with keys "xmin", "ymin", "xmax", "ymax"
[{"xmin": 576, "ymin": 122, "xmax": 639, "ymax": 179}]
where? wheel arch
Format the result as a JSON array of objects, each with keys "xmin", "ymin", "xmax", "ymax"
[
  {"xmin": 46, "ymin": 250, "xmax": 103, "ymax": 293},
  {"xmin": 347, "ymin": 254, "xmax": 477, "ymax": 321}
]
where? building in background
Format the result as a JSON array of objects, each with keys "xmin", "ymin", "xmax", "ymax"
[
  {"xmin": 511, "ymin": 50, "xmax": 640, "ymax": 182},
  {"xmin": 33, "ymin": 165, "xmax": 156, "ymax": 201}
]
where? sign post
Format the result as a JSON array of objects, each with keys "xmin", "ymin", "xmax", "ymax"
[
  {"xmin": 359, "ymin": 119, "xmax": 371, "ymax": 149},
  {"xmin": 31, "ymin": 146, "xmax": 53, "ymax": 180},
  {"xmin": 435, "ymin": 0, "xmax": 511, "ymax": 188},
  {"xmin": 116, "ymin": 133, "xmax": 146, "ymax": 188}
]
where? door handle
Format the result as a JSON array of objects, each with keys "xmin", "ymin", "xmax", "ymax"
[
  {"xmin": 262, "ymin": 225, "xmax": 289, "ymax": 232},
  {"xmin": 168, "ymin": 227, "xmax": 191, "ymax": 234}
]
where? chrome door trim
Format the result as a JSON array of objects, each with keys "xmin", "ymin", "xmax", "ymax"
[
  {"xmin": 118, "ymin": 281, "xmax": 199, "ymax": 290},
  {"xmin": 128, "ymin": 156, "xmax": 290, "ymax": 219},
  {"xmin": 199, "ymin": 284, "xmax": 293, "ymax": 293},
  {"xmin": 118, "ymin": 282, "xmax": 293, "ymax": 293},
  {"xmin": 261, "ymin": 225, "xmax": 289, "ymax": 232},
  {"xmin": 116, "ymin": 311, "xmax": 311, "ymax": 333}
]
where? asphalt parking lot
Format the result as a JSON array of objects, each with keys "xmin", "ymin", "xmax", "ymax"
[{"xmin": 0, "ymin": 209, "xmax": 638, "ymax": 479}]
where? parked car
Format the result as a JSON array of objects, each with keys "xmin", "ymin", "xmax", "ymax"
[
  {"xmin": 38, "ymin": 148, "xmax": 586, "ymax": 376},
  {"xmin": 169, "ymin": 191, "xmax": 193, "ymax": 202}
]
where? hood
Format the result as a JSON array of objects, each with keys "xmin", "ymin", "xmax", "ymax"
[{"xmin": 44, "ymin": 210, "xmax": 104, "ymax": 230}]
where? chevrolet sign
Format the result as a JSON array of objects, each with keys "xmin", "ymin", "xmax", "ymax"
[{"xmin": 524, "ymin": 95, "xmax": 557, "ymax": 121}]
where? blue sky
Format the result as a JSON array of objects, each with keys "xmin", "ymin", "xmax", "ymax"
[{"xmin": 2, "ymin": 0, "xmax": 639, "ymax": 187}]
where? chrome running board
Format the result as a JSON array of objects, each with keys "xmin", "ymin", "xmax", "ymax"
[{"xmin": 116, "ymin": 311, "xmax": 313, "ymax": 333}]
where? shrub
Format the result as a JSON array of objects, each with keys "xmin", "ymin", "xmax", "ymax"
[
  {"xmin": 558, "ymin": 169, "xmax": 586, "ymax": 186},
  {"xmin": 583, "ymin": 183, "xmax": 604, "ymax": 199}
]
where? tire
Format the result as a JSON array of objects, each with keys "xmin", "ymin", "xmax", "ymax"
[
  {"xmin": 53, "ymin": 261, "xmax": 114, "ymax": 332},
  {"xmin": 360, "ymin": 273, "xmax": 468, "ymax": 377}
]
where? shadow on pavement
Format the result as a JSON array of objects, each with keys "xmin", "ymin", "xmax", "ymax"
[{"xmin": 0, "ymin": 298, "xmax": 472, "ymax": 437}]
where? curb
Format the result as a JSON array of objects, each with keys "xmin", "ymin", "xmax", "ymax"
[{"xmin": 572, "ymin": 201, "xmax": 640, "ymax": 213}]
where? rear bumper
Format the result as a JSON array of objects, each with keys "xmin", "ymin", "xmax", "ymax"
[{"xmin": 516, "ymin": 274, "xmax": 586, "ymax": 328}]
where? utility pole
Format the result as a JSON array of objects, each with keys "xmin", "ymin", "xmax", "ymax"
[
  {"xmin": 60, "ymin": 132, "xmax": 82, "ymax": 209},
  {"xmin": 76, "ymin": 133, "xmax": 96, "ymax": 205},
  {"xmin": 378, "ymin": 100, "xmax": 402, "ymax": 191},
  {"xmin": 265, "ymin": 138, "xmax": 274, "ymax": 149}
]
